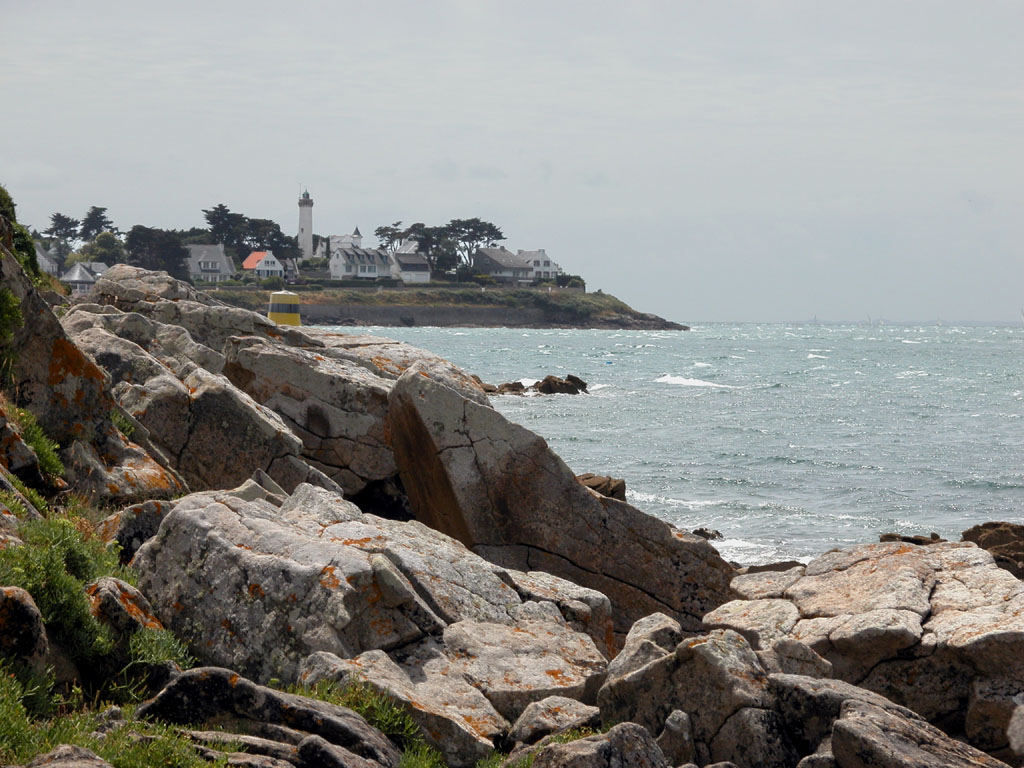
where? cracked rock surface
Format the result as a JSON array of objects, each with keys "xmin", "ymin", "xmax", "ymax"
[
  {"xmin": 703, "ymin": 540, "xmax": 1024, "ymax": 752},
  {"xmin": 386, "ymin": 364, "xmax": 736, "ymax": 635}
]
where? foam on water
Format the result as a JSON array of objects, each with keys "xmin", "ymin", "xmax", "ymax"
[{"xmin": 656, "ymin": 375, "xmax": 735, "ymax": 388}]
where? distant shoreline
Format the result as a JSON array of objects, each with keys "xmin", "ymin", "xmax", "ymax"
[{"xmin": 206, "ymin": 286, "xmax": 689, "ymax": 331}]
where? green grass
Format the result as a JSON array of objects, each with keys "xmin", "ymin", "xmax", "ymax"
[
  {"xmin": 12, "ymin": 407, "xmax": 63, "ymax": 481},
  {"xmin": 0, "ymin": 671, "xmax": 231, "ymax": 768},
  {"xmin": 288, "ymin": 679, "xmax": 446, "ymax": 766},
  {"xmin": 110, "ymin": 408, "xmax": 135, "ymax": 438},
  {"xmin": 0, "ymin": 489, "xmax": 29, "ymax": 519},
  {"xmin": 476, "ymin": 726, "xmax": 606, "ymax": 768}
]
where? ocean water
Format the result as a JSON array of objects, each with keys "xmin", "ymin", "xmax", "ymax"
[{"xmin": 329, "ymin": 323, "xmax": 1024, "ymax": 565}]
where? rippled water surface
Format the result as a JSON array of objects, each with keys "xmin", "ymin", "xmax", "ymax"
[{"xmin": 328, "ymin": 323, "xmax": 1024, "ymax": 564}]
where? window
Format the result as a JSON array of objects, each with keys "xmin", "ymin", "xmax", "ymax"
[
  {"xmin": 534, "ymin": 260, "xmax": 540, "ymax": 266},
  {"xmin": 543, "ymin": 261, "xmax": 550, "ymax": 266}
]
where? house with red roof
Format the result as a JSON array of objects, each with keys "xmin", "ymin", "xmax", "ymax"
[{"xmin": 242, "ymin": 250, "xmax": 284, "ymax": 278}]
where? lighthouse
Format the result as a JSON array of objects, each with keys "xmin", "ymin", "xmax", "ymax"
[{"xmin": 297, "ymin": 190, "xmax": 314, "ymax": 261}]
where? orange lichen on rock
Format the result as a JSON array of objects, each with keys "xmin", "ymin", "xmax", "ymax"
[{"xmin": 319, "ymin": 565, "xmax": 342, "ymax": 589}]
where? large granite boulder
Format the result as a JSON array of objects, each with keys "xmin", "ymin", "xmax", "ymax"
[
  {"xmin": 222, "ymin": 336, "xmax": 397, "ymax": 495},
  {"xmin": 527, "ymin": 723, "xmax": 669, "ymax": 768},
  {"xmin": 133, "ymin": 482, "xmax": 608, "ymax": 682},
  {"xmin": 703, "ymin": 540, "xmax": 1024, "ymax": 751},
  {"xmin": 386, "ymin": 365, "xmax": 735, "ymax": 634},
  {"xmin": 598, "ymin": 628, "xmax": 797, "ymax": 767},
  {"xmin": 0, "ymin": 250, "xmax": 184, "ymax": 503}
]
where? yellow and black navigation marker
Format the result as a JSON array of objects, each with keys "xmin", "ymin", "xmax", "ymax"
[{"xmin": 268, "ymin": 290, "xmax": 301, "ymax": 326}]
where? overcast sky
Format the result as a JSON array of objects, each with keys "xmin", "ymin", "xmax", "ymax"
[{"xmin": 3, "ymin": 1, "xmax": 1022, "ymax": 322}]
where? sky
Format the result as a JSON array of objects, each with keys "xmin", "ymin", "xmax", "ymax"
[{"xmin": 3, "ymin": 1, "xmax": 1023, "ymax": 323}]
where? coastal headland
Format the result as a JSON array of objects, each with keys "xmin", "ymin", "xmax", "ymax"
[
  {"xmin": 0, "ymin": 238, "xmax": 1022, "ymax": 766},
  {"xmin": 206, "ymin": 285, "xmax": 689, "ymax": 330}
]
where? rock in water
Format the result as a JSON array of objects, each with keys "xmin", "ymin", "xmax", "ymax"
[{"xmin": 386, "ymin": 364, "xmax": 735, "ymax": 633}]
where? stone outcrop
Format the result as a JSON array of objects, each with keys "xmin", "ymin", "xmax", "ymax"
[
  {"xmin": 386, "ymin": 364, "xmax": 735, "ymax": 634},
  {"xmin": 963, "ymin": 521, "xmax": 1024, "ymax": 578},
  {"xmin": 575, "ymin": 473, "xmax": 626, "ymax": 501},
  {"xmin": 527, "ymin": 723, "xmax": 669, "ymax": 768},
  {"xmin": 62, "ymin": 305, "xmax": 334, "ymax": 495},
  {"xmin": 702, "ymin": 540, "xmax": 1024, "ymax": 753},
  {"xmin": 0, "ymin": 585, "xmax": 49, "ymax": 675},
  {"xmin": 133, "ymin": 481, "xmax": 609, "ymax": 723},
  {"xmin": 0, "ymin": 251, "xmax": 184, "ymax": 503},
  {"xmin": 136, "ymin": 666, "xmax": 400, "ymax": 768}
]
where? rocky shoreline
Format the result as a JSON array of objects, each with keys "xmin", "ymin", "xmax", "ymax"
[{"xmin": 1, "ymin": 251, "xmax": 1022, "ymax": 767}]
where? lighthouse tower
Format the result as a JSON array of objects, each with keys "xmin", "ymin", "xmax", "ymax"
[{"xmin": 297, "ymin": 190, "xmax": 314, "ymax": 261}]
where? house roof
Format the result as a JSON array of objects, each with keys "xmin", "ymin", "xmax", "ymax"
[
  {"xmin": 61, "ymin": 263, "xmax": 97, "ymax": 283},
  {"xmin": 394, "ymin": 252, "xmax": 429, "ymax": 270},
  {"xmin": 352, "ymin": 226, "xmax": 361, "ymax": 237},
  {"xmin": 333, "ymin": 247, "xmax": 388, "ymax": 264},
  {"xmin": 186, "ymin": 244, "xmax": 235, "ymax": 274},
  {"xmin": 243, "ymin": 251, "xmax": 267, "ymax": 270},
  {"xmin": 475, "ymin": 247, "xmax": 531, "ymax": 270}
]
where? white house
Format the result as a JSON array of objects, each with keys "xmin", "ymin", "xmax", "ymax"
[
  {"xmin": 242, "ymin": 250, "xmax": 285, "ymax": 278},
  {"xmin": 314, "ymin": 228, "xmax": 363, "ymax": 260},
  {"xmin": 185, "ymin": 244, "xmax": 236, "ymax": 283},
  {"xmin": 389, "ymin": 240, "xmax": 431, "ymax": 284},
  {"xmin": 473, "ymin": 247, "xmax": 533, "ymax": 285},
  {"xmin": 60, "ymin": 262, "xmax": 101, "ymax": 295},
  {"xmin": 517, "ymin": 249, "xmax": 564, "ymax": 281},
  {"xmin": 33, "ymin": 243, "xmax": 60, "ymax": 276},
  {"xmin": 328, "ymin": 247, "xmax": 390, "ymax": 280}
]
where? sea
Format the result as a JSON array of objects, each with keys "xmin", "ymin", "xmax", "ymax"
[{"xmin": 328, "ymin": 323, "xmax": 1024, "ymax": 566}]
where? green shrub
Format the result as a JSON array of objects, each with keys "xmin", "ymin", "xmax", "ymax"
[
  {"xmin": 399, "ymin": 741, "xmax": 447, "ymax": 768},
  {"xmin": 110, "ymin": 408, "xmax": 135, "ymax": 438},
  {"xmin": 0, "ymin": 668, "xmax": 35, "ymax": 763},
  {"xmin": 292, "ymin": 679, "xmax": 420, "ymax": 748},
  {"xmin": 0, "ymin": 490, "xmax": 28, "ymax": 518},
  {"xmin": 0, "ymin": 287, "xmax": 22, "ymax": 345},
  {"xmin": 128, "ymin": 627, "xmax": 194, "ymax": 669},
  {"xmin": 6, "ymin": 475, "xmax": 49, "ymax": 516},
  {"xmin": 13, "ymin": 407, "xmax": 63, "ymax": 481},
  {"xmin": 0, "ymin": 516, "xmax": 131, "ymax": 674}
]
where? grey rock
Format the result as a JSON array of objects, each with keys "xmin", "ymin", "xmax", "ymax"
[
  {"xmin": 831, "ymin": 699, "xmax": 1010, "ymax": 768},
  {"xmin": 21, "ymin": 745, "xmax": 112, "ymax": 768},
  {"xmin": 510, "ymin": 696, "xmax": 601, "ymax": 746},
  {"xmin": 604, "ymin": 612, "xmax": 683, "ymax": 682},
  {"xmin": 768, "ymin": 673, "xmax": 923, "ymax": 756},
  {"xmin": 0, "ymin": 586, "xmax": 49, "ymax": 674},
  {"xmin": 703, "ymin": 598, "xmax": 800, "ymax": 649},
  {"xmin": 300, "ymin": 646, "xmax": 505, "ymax": 768},
  {"xmin": 965, "ymin": 678, "xmax": 1024, "ymax": 751},
  {"xmin": 95, "ymin": 499, "xmax": 173, "ymax": 563},
  {"xmin": 530, "ymin": 723, "xmax": 669, "ymax": 768},
  {"xmin": 655, "ymin": 710, "xmax": 695, "ymax": 766},
  {"xmin": 85, "ymin": 577, "xmax": 163, "ymax": 636},
  {"xmin": 135, "ymin": 667, "xmax": 400, "ymax": 768},
  {"xmin": 598, "ymin": 629, "xmax": 770, "ymax": 758},
  {"xmin": 709, "ymin": 706, "xmax": 797, "ymax": 768}
]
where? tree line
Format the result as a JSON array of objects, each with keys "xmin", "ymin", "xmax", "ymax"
[
  {"xmin": 37, "ymin": 205, "xmax": 513, "ymax": 283},
  {"xmin": 373, "ymin": 218, "xmax": 504, "ymax": 276},
  {"xmin": 38, "ymin": 205, "xmax": 299, "ymax": 281}
]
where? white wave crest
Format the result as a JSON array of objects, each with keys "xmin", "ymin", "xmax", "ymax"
[
  {"xmin": 807, "ymin": 353, "xmax": 828, "ymax": 359},
  {"xmin": 693, "ymin": 362, "xmax": 712, "ymax": 368},
  {"xmin": 656, "ymin": 375, "xmax": 735, "ymax": 388}
]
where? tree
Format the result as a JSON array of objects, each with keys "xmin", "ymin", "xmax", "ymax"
[
  {"xmin": 403, "ymin": 222, "xmax": 458, "ymax": 273},
  {"xmin": 244, "ymin": 218, "xmax": 299, "ymax": 261},
  {"xmin": 79, "ymin": 206, "xmax": 114, "ymax": 242},
  {"xmin": 77, "ymin": 231, "xmax": 126, "ymax": 264},
  {"xmin": 373, "ymin": 222, "xmax": 405, "ymax": 256},
  {"xmin": 446, "ymin": 218, "xmax": 504, "ymax": 268},
  {"xmin": 202, "ymin": 204, "xmax": 247, "ymax": 255},
  {"xmin": 44, "ymin": 212, "xmax": 80, "ymax": 265},
  {"xmin": 124, "ymin": 226, "xmax": 188, "ymax": 280}
]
